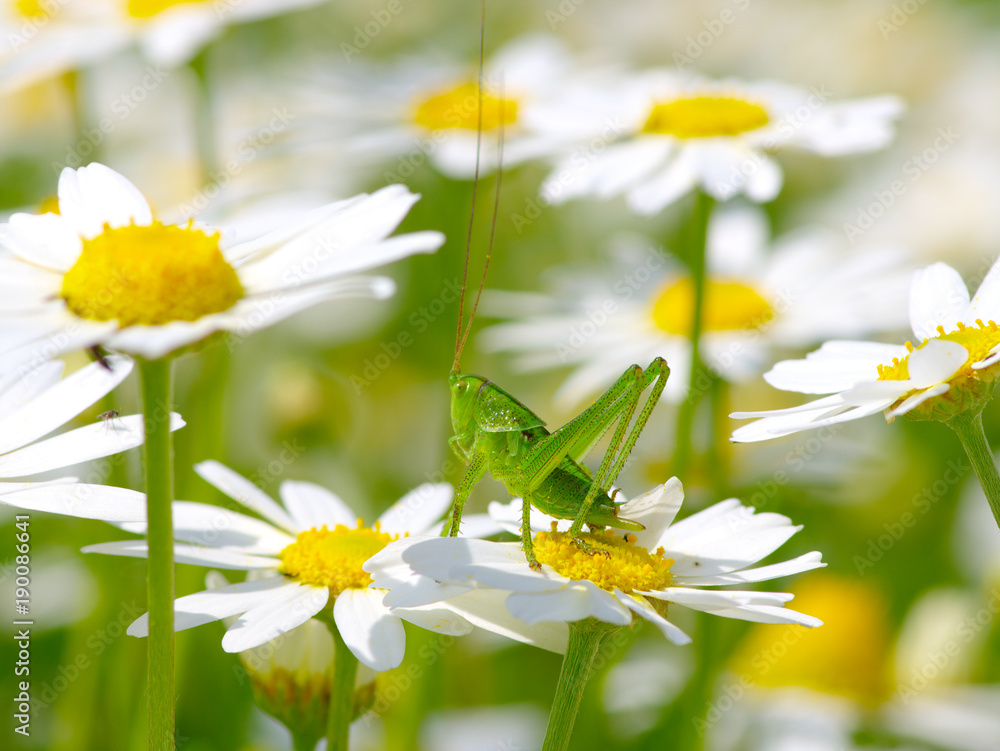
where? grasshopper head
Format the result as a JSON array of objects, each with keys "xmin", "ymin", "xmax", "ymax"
[{"xmin": 449, "ymin": 372, "xmax": 485, "ymax": 434}]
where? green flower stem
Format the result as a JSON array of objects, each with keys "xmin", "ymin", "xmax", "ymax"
[
  {"xmin": 541, "ymin": 620, "xmax": 607, "ymax": 751},
  {"xmin": 948, "ymin": 411, "xmax": 1000, "ymax": 530},
  {"xmin": 674, "ymin": 191, "xmax": 716, "ymax": 479},
  {"xmin": 326, "ymin": 622, "xmax": 359, "ymax": 751},
  {"xmin": 189, "ymin": 47, "xmax": 217, "ymax": 182},
  {"xmin": 138, "ymin": 358, "xmax": 176, "ymax": 751},
  {"xmin": 291, "ymin": 731, "xmax": 319, "ymax": 751}
]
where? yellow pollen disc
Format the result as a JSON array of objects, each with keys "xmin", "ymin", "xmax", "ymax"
[
  {"xmin": 60, "ymin": 221, "xmax": 244, "ymax": 327},
  {"xmin": 727, "ymin": 574, "xmax": 893, "ymax": 706},
  {"xmin": 38, "ymin": 195, "xmax": 60, "ymax": 214},
  {"xmin": 413, "ymin": 82, "xmax": 519, "ymax": 131},
  {"xmin": 127, "ymin": 0, "xmax": 208, "ymax": 18},
  {"xmin": 652, "ymin": 276, "xmax": 773, "ymax": 336},
  {"xmin": 643, "ymin": 96, "xmax": 770, "ymax": 138},
  {"xmin": 533, "ymin": 530, "xmax": 673, "ymax": 594},
  {"xmin": 278, "ymin": 522, "xmax": 398, "ymax": 596},
  {"xmin": 877, "ymin": 320, "xmax": 1000, "ymax": 382},
  {"xmin": 14, "ymin": 0, "xmax": 50, "ymax": 19}
]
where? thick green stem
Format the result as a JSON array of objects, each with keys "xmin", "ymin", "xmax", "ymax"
[
  {"xmin": 326, "ymin": 623, "xmax": 359, "ymax": 751},
  {"xmin": 949, "ymin": 411, "xmax": 1000, "ymax": 531},
  {"xmin": 673, "ymin": 192, "xmax": 715, "ymax": 479},
  {"xmin": 139, "ymin": 358, "xmax": 176, "ymax": 751},
  {"xmin": 541, "ymin": 621, "xmax": 605, "ymax": 751},
  {"xmin": 291, "ymin": 731, "xmax": 318, "ymax": 751}
]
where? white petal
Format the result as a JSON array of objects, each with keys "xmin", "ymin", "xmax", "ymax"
[
  {"xmin": 376, "ymin": 483, "xmax": 454, "ymax": 535},
  {"xmin": 615, "ymin": 590, "xmax": 691, "ymax": 645},
  {"xmin": 0, "ymin": 213, "xmax": 83, "ymax": 270},
  {"xmin": 395, "ymin": 604, "xmax": 474, "ymax": 636},
  {"xmin": 58, "ymin": 163, "xmax": 152, "ymax": 239},
  {"xmin": 909, "ymin": 263, "xmax": 970, "ymax": 340},
  {"xmin": 438, "ymin": 589, "xmax": 569, "ymax": 654},
  {"xmin": 885, "ymin": 383, "xmax": 950, "ymax": 420},
  {"xmin": 627, "ymin": 149, "xmax": 699, "ymax": 215},
  {"xmin": 115, "ymin": 501, "xmax": 294, "ymax": 554},
  {"xmin": 966, "ymin": 256, "xmax": 1000, "ymax": 325},
  {"xmin": 279, "ymin": 480, "xmax": 358, "ymax": 530},
  {"xmin": 83, "ymin": 540, "xmax": 281, "ymax": 570},
  {"xmin": 905, "ymin": 339, "xmax": 968, "ymax": 388},
  {"xmin": 0, "ymin": 360, "xmax": 63, "ymax": 416},
  {"xmin": 333, "ymin": 587, "xmax": 405, "ymax": 671},
  {"xmin": 0, "ymin": 413, "xmax": 184, "ymax": 478},
  {"xmin": 423, "ymin": 512, "xmax": 504, "ymax": 539},
  {"xmin": 675, "ymin": 551, "xmax": 825, "ymax": 586},
  {"xmin": 194, "ymin": 460, "xmax": 297, "ymax": 532},
  {"xmin": 506, "ymin": 581, "xmax": 631, "ymax": 626},
  {"xmin": 0, "ymin": 481, "xmax": 145, "ymax": 521},
  {"xmin": 0, "ymin": 355, "xmax": 133, "ymax": 455},
  {"xmin": 400, "ymin": 538, "xmax": 561, "ymax": 592},
  {"xmin": 703, "ymin": 604, "xmax": 822, "ymax": 627},
  {"xmin": 619, "ymin": 478, "xmax": 685, "ymax": 552},
  {"xmin": 222, "ymin": 584, "xmax": 329, "ymax": 652},
  {"xmin": 639, "ymin": 587, "xmax": 754, "ymax": 610},
  {"xmin": 127, "ymin": 576, "xmax": 298, "ymax": 636}
]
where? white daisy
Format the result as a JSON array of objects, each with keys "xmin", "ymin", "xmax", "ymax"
[
  {"xmin": 0, "ymin": 162, "xmax": 443, "ymax": 369},
  {"xmin": 537, "ymin": 68, "xmax": 903, "ymax": 214},
  {"xmin": 77, "ymin": 462, "xmax": 505, "ymax": 671},
  {"xmin": 480, "ymin": 206, "xmax": 912, "ymax": 409},
  {"xmin": 0, "ymin": 354, "xmax": 184, "ymax": 500},
  {"xmin": 731, "ymin": 259, "xmax": 1000, "ymax": 442},
  {"xmin": 0, "ymin": 0, "xmax": 328, "ymax": 93},
  {"xmin": 305, "ymin": 34, "xmax": 578, "ymax": 180},
  {"xmin": 366, "ymin": 478, "xmax": 824, "ymax": 646}
]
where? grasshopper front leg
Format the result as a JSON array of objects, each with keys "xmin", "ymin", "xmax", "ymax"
[
  {"xmin": 521, "ymin": 497, "xmax": 540, "ymax": 569},
  {"xmin": 444, "ymin": 452, "xmax": 487, "ymax": 537}
]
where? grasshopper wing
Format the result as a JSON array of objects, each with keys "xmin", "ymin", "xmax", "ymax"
[{"xmin": 473, "ymin": 380, "xmax": 546, "ymax": 433}]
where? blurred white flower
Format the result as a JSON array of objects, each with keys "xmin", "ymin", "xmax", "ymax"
[
  {"xmin": 297, "ymin": 34, "xmax": 585, "ymax": 180},
  {"xmin": 731, "ymin": 259, "xmax": 1000, "ymax": 441},
  {"xmin": 0, "ymin": 162, "xmax": 443, "ymax": 367},
  {"xmin": 537, "ymin": 69, "xmax": 902, "ymax": 214},
  {"xmin": 480, "ymin": 207, "xmax": 911, "ymax": 408},
  {"xmin": 1, "ymin": 0, "xmax": 328, "ymax": 93}
]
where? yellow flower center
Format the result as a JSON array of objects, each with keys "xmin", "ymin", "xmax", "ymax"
[
  {"xmin": 413, "ymin": 82, "xmax": 519, "ymax": 131},
  {"xmin": 727, "ymin": 574, "xmax": 893, "ymax": 707},
  {"xmin": 651, "ymin": 276, "xmax": 773, "ymax": 337},
  {"xmin": 877, "ymin": 320, "xmax": 1000, "ymax": 382},
  {"xmin": 278, "ymin": 522, "xmax": 398, "ymax": 596},
  {"xmin": 127, "ymin": 0, "xmax": 209, "ymax": 19},
  {"xmin": 534, "ymin": 530, "xmax": 673, "ymax": 594},
  {"xmin": 60, "ymin": 221, "xmax": 244, "ymax": 327},
  {"xmin": 14, "ymin": 0, "xmax": 51, "ymax": 19},
  {"xmin": 642, "ymin": 96, "xmax": 770, "ymax": 138}
]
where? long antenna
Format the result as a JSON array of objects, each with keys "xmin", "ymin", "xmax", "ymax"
[
  {"xmin": 452, "ymin": 0, "xmax": 488, "ymax": 374},
  {"xmin": 455, "ymin": 83, "xmax": 503, "ymax": 366}
]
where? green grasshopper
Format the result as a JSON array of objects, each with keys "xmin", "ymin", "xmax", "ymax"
[{"xmin": 441, "ymin": 48, "xmax": 669, "ymax": 566}]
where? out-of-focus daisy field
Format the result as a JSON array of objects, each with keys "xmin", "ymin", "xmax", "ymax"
[{"xmin": 4, "ymin": 1, "xmax": 1000, "ymax": 750}]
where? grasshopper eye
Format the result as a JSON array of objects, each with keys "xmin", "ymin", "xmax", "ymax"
[{"xmin": 455, "ymin": 380, "xmax": 469, "ymax": 395}]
